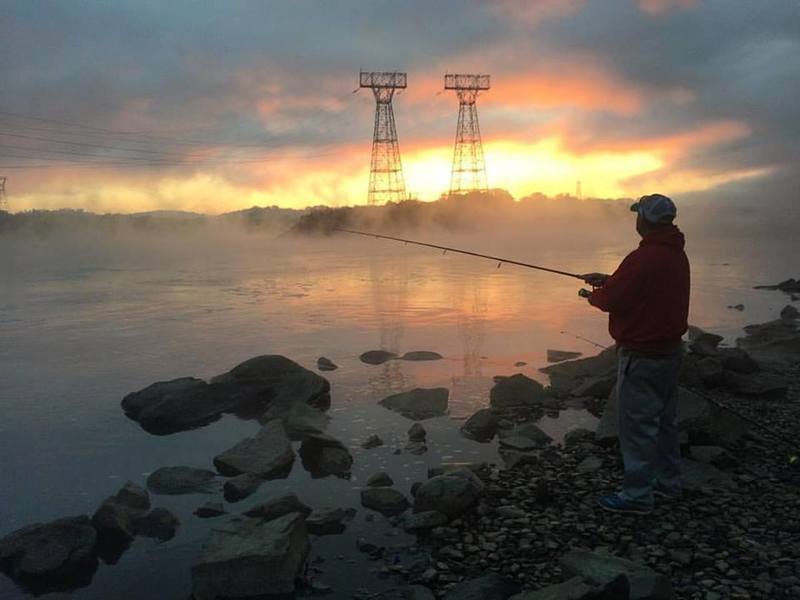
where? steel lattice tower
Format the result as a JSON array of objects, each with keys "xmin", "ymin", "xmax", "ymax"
[
  {"xmin": 360, "ymin": 71, "xmax": 408, "ymax": 205},
  {"xmin": 445, "ymin": 74, "xmax": 490, "ymax": 196},
  {"xmin": 0, "ymin": 177, "xmax": 7, "ymax": 212}
]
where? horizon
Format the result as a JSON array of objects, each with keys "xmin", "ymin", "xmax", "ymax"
[{"xmin": 1, "ymin": 2, "xmax": 798, "ymax": 214}]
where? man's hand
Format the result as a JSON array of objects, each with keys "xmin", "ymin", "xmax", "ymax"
[{"xmin": 581, "ymin": 272, "xmax": 609, "ymax": 287}]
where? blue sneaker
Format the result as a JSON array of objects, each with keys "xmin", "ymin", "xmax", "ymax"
[{"xmin": 597, "ymin": 494, "xmax": 652, "ymax": 515}]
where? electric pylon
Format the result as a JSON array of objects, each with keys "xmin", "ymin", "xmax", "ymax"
[
  {"xmin": 360, "ymin": 71, "xmax": 408, "ymax": 205},
  {"xmin": 445, "ymin": 74, "xmax": 490, "ymax": 196},
  {"xmin": 0, "ymin": 177, "xmax": 7, "ymax": 212}
]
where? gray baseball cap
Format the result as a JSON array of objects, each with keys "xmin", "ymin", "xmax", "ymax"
[{"xmin": 630, "ymin": 193, "xmax": 677, "ymax": 224}]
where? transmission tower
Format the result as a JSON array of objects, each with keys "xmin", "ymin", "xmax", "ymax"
[
  {"xmin": 445, "ymin": 74, "xmax": 490, "ymax": 196},
  {"xmin": 360, "ymin": 71, "xmax": 408, "ymax": 205},
  {"xmin": 0, "ymin": 177, "xmax": 7, "ymax": 212}
]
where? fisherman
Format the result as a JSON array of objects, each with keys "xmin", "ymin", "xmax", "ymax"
[{"xmin": 581, "ymin": 193, "xmax": 690, "ymax": 515}]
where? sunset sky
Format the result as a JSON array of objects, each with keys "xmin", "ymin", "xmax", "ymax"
[{"xmin": 1, "ymin": 1, "xmax": 797, "ymax": 213}]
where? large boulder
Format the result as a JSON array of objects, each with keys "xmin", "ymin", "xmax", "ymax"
[
  {"xmin": 546, "ymin": 349, "xmax": 583, "ymax": 363},
  {"xmin": 360, "ymin": 350, "xmax": 397, "ymax": 365},
  {"xmin": 92, "ymin": 481, "xmax": 151, "ymax": 544},
  {"xmin": 723, "ymin": 371, "xmax": 789, "ymax": 399},
  {"xmin": 132, "ymin": 507, "xmax": 179, "ymax": 541},
  {"xmin": 560, "ymin": 550, "xmax": 675, "ymax": 600},
  {"xmin": 509, "ymin": 575, "xmax": 628, "ymax": 600},
  {"xmin": 400, "ymin": 351, "xmax": 443, "ymax": 361},
  {"xmin": 461, "ymin": 408, "xmax": 498, "ymax": 442},
  {"xmin": 737, "ymin": 315, "xmax": 800, "ymax": 363},
  {"xmin": 298, "ymin": 433, "xmax": 353, "ymax": 478},
  {"xmin": 122, "ymin": 356, "xmax": 330, "ymax": 435},
  {"xmin": 379, "ymin": 388, "xmax": 449, "ymax": 420},
  {"xmin": 282, "ymin": 402, "xmax": 331, "ymax": 439},
  {"xmin": 360, "ymin": 487, "xmax": 410, "ymax": 516},
  {"xmin": 146, "ymin": 466, "xmax": 217, "ymax": 495},
  {"xmin": 223, "ymin": 474, "xmax": 264, "ymax": 503},
  {"xmin": 441, "ymin": 573, "xmax": 521, "ymax": 600},
  {"xmin": 243, "ymin": 493, "xmax": 312, "ymax": 521},
  {"xmin": 413, "ymin": 471, "xmax": 483, "ymax": 518},
  {"xmin": 213, "ymin": 420, "xmax": 294, "ymax": 478},
  {"xmin": 192, "ymin": 513, "xmax": 309, "ymax": 599},
  {"xmin": 490, "ymin": 374, "xmax": 550, "ymax": 409},
  {"xmin": 540, "ymin": 347, "xmax": 617, "ymax": 394},
  {"xmin": 305, "ymin": 507, "xmax": 357, "ymax": 535},
  {"xmin": 0, "ymin": 515, "xmax": 97, "ymax": 590}
]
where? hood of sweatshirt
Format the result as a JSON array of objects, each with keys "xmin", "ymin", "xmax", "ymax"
[{"xmin": 639, "ymin": 224, "xmax": 685, "ymax": 251}]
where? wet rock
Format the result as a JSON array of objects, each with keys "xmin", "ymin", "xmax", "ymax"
[
  {"xmin": 360, "ymin": 487, "xmax": 410, "ymax": 516},
  {"xmin": 213, "ymin": 420, "xmax": 294, "ymax": 478},
  {"xmin": 299, "ymin": 433, "xmax": 353, "ymax": 478},
  {"xmin": 560, "ymin": 550, "xmax": 674, "ymax": 600},
  {"xmin": 508, "ymin": 576, "xmax": 596, "ymax": 599},
  {"xmin": 401, "ymin": 510, "xmax": 448, "ymax": 532},
  {"xmin": 540, "ymin": 347, "xmax": 617, "ymax": 393},
  {"xmin": 146, "ymin": 466, "xmax": 217, "ymax": 495},
  {"xmin": 400, "ymin": 351, "xmax": 443, "ymax": 361},
  {"xmin": 367, "ymin": 472, "xmax": 394, "ymax": 487},
  {"xmin": 132, "ymin": 508, "xmax": 179, "ymax": 540},
  {"xmin": 546, "ymin": 349, "xmax": 583, "ymax": 363},
  {"xmin": 490, "ymin": 374, "xmax": 549, "ymax": 409},
  {"xmin": 408, "ymin": 422, "xmax": 427, "ymax": 442},
  {"xmin": 361, "ymin": 434, "xmax": 384, "ymax": 449},
  {"xmin": 781, "ymin": 304, "xmax": 799, "ymax": 321},
  {"xmin": 194, "ymin": 502, "xmax": 226, "ymax": 518},
  {"xmin": 441, "ymin": 572, "xmax": 521, "ymax": 600},
  {"xmin": 92, "ymin": 481, "xmax": 151, "ymax": 544},
  {"xmin": 690, "ymin": 446, "xmax": 738, "ymax": 469},
  {"xmin": 244, "ymin": 493, "xmax": 312, "ymax": 521},
  {"xmin": 728, "ymin": 303, "xmax": 745, "ymax": 311},
  {"xmin": 499, "ymin": 436, "xmax": 545, "ymax": 452},
  {"xmin": 191, "ymin": 513, "xmax": 309, "ymax": 600},
  {"xmin": 283, "ymin": 402, "xmax": 331, "ymax": 439},
  {"xmin": 689, "ymin": 332, "xmax": 723, "ymax": 357},
  {"xmin": 427, "ymin": 462, "xmax": 489, "ymax": 479},
  {"xmin": 753, "ymin": 278, "xmax": 800, "ymax": 293},
  {"xmin": 413, "ymin": 472, "xmax": 483, "ymax": 518},
  {"xmin": 379, "ymin": 388, "xmax": 449, "ymax": 420},
  {"xmin": 571, "ymin": 374, "xmax": 617, "ymax": 398},
  {"xmin": 576, "ymin": 455, "xmax": 603, "ymax": 474},
  {"xmin": 696, "ymin": 356, "xmax": 725, "ymax": 387},
  {"xmin": 360, "ymin": 350, "xmax": 398, "ymax": 365},
  {"xmin": 0, "ymin": 515, "xmax": 98, "ymax": 591},
  {"xmin": 514, "ymin": 361, "xmax": 528, "ymax": 367},
  {"xmin": 223, "ymin": 473, "xmax": 264, "ymax": 502},
  {"xmin": 499, "ymin": 423, "xmax": 552, "ymax": 447},
  {"xmin": 317, "ymin": 356, "xmax": 338, "ymax": 371},
  {"xmin": 460, "ymin": 408, "xmax": 498, "ymax": 442},
  {"xmin": 737, "ymin": 316, "xmax": 800, "ymax": 362},
  {"xmin": 122, "ymin": 355, "xmax": 330, "ymax": 435},
  {"xmin": 404, "ymin": 441, "xmax": 428, "ymax": 455},
  {"xmin": 306, "ymin": 507, "xmax": 356, "ymax": 535},
  {"xmin": 376, "ymin": 585, "xmax": 436, "ymax": 600}
]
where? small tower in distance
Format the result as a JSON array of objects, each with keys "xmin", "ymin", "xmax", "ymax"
[
  {"xmin": 445, "ymin": 73, "xmax": 490, "ymax": 196},
  {"xmin": 0, "ymin": 177, "xmax": 7, "ymax": 212},
  {"xmin": 359, "ymin": 71, "xmax": 408, "ymax": 206}
]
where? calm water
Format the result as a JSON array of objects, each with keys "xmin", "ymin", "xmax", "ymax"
[{"xmin": 0, "ymin": 227, "xmax": 794, "ymax": 599}]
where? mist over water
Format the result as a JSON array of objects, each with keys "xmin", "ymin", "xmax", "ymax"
[{"xmin": 0, "ymin": 202, "xmax": 796, "ymax": 598}]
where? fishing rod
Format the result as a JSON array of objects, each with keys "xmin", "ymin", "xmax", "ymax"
[
  {"xmin": 334, "ymin": 227, "xmax": 584, "ymax": 280},
  {"xmin": 559, "ymin": 330, "xmax": 799, "ymax": 464}
]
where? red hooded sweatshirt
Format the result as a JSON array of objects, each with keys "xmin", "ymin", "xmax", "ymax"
[{"xmin": 589, "ymin": 225, "xmax": 690, "ymax": 353}]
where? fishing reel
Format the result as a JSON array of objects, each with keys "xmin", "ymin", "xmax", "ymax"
[{"xmin": 578, "ymin": 288, "xmax": 592, "ymax": 299}]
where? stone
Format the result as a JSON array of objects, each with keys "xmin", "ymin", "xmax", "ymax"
[
  {"xmin": 571, "ymin": 374, "xmax": 617, "ymax": 398},
  {"xmin": 696, "ymin": 357, "xmax": 725, "ymax": 387},
  {"xmin": 317, "ymin": 356, "xmax": 338, "ymax": 371},
  {"xmin": 404, "ymin": 440, "xmax": 428, "ymax": 455},
  {"xmin": 376, "ymin": 585, "xmax": 436, "ymax": 600},
  {"xmin": 361, "ymin": 434, "xmax": 384, "ymax": 449},
  {"xmin": 132, "ymin": 508, "xmax": 179, "ymax": 540},
  {"xmin": 502, "ymin": 422, "xmax": 553, "ymax": 447},
  {"xmin": 360, "ymin": 487, "xmax": 410, "ymax": 516},
  {"xmin": 781, "ymin": 304, "xmax": 799, "ymax": 321},
  {"xmin": 427, "ymin": 462, "xmax": 489, "ymax": 479},
  {"xmin": 379, "ymin": 388, "xmax": 449, "ymax": 420},
  {"xmin": 460, "ymin": 408, "xmax": 498, "ymax": 442},
  {"xmin": 560, "ymin": 550, "xmax": 675, "ymax": 599},
  {"xmin": 213, "ymin": 420, "xmax": 295, "ymax": 478},
  {"xmin": 718, "ymin": 348, "xmax": 759, "ymax": 374},
  {"xmin": 400, "ymin": 351, "xmax": 443, "ymax": 361},
  {"xmin": 690, "ymin": 446, "xmax": 738, "ymax": 469},
  {"xmin": 681, "ymin": 458, "xmax": 734, "ymax": 491},
  {"xmin": 195, "ymin": 502, "xmax": 226, "ymax": 518},
  {"xmin": 401, "ymin": 510, "xmax": 448, "ymax": 532},
  {"xmin": 753, "ymin": 278, "xmax": 800, "ymax": 293},
  {"xmin": 146, "ymin": 466, "xmax": 217, "ymax": 495},
  {"xmin": 283, "ymin": 402, "xmax": 331, "ymax": 439},
  {"xmin": 514, "ymin": 361, "xmax": 527, "ymax": 367},
  {"xmin": 728, "ymin": 304, "xmax": 745, "ymax": 311},
  {"xmin": 306, "ymin": 507, "xmax": 356, "ymax": 535},
  {"xmin": 191, "ymin": 513, "xmax": 309, "ymax": 599},
  {"xmin": 243, "ymin": 493, "xmax": 312, "ymax": 521},
  {"xmin": 223, "ymin": 473, "xmax": 264, "ymax": 502},
  {"xmin": 92, "ymin": 481, "xmax": 151, "ymax": 543},
  {"xmin": 540, "ymin": 347, "xmax": 617, "ymax": 393},
  {"xmin": 413, "ymin": 473, "xmax": 483, "ymax": 518},
  {"xmin": 723, "ymin": 371, "xmax": 789, "ymax": 398},
  {"xmin": 299, "ymin": 433, "xmax": 353, "ymax": 478},
  {"xmin": 441, "ymin": 572, "xmax": 521, "ymax": 600},
  {"xmin": 737, "ymin": 316, "xmax": 800, "ymax": 362},
  {"xmin": 490, "ymin": 374, "xmax": 549, "ymax": 409},
  {"xmin": 546, "ymin": 349, "xmax": 583, "ymax": 363},
  {"xmin": 360, "ymin": 350, "xmax": 397, "ymax": 365},
  {"xmin": 689, "ymin": 333, "xmax": 723, "ymax": 357},
  {"xmin": 499, "ymin": 436, "xmax": 544, "ymax": 451},
  {"xmin": 576, "ymin": 455, "xmax": 603, "ymax": 474},
  {"xmin": 563, "ymin": 427, "xmax": 595, "ymax": 448},
  {"xmin": 0, "ymin": 515, "xmax": 97, "ymax": 588},
  {"xmin": 367, "ymin": 471, "xmax": 394, "ymax": 487},
  {"xmin": 408, "ymin": 422, "xmax": 427, "ymax": 442},
  {"xmin": 508, "ymin": 576, "xmax": 596, "ymax": 599},
  {"xmin": 122, "ymin": 355, "xmax": 330, "ymax": 435}
]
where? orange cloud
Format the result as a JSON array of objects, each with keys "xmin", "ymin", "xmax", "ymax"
[{"xmin": 636, "ymin": 0, "xmax": 697, "ymax": 16}]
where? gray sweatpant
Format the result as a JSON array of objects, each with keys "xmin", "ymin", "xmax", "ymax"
[{"xmin": 617, "ymin": 347, "xmax": 683, "ymax": 507}]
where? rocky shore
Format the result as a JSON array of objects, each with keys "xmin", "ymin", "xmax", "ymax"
[{"xmin": 1, "ymin": 304, "xmax": 798, "ymax": 599}]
